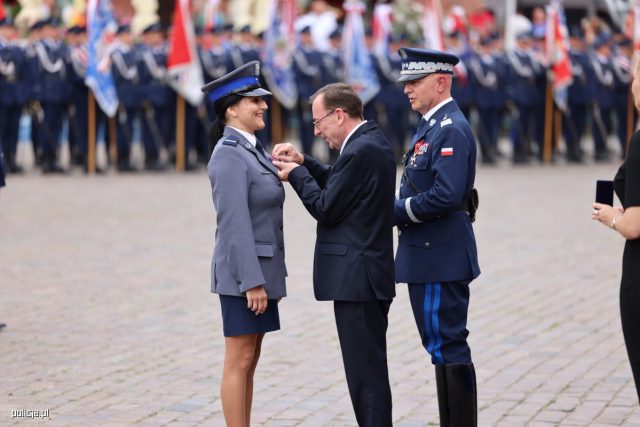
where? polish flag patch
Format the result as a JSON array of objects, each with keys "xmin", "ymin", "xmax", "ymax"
[{"xmin": 441, "ymin": 147, "xmax": 454, "ymax": 156}]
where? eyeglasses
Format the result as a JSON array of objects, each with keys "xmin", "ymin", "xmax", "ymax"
[{"xmin": 312, "ymin": 109, "xmax": 336, "ymax": 128}]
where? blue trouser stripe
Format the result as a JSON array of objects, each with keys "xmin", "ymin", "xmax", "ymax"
[
  {"xmin": 432, "ymin": 283, "xmax": 444, "ymax": 364},
  {"xmin": 423, "ymin": 283, "xmax": 445, "ymax": 365},
  {"xmin": 423, "ymin": 285, "xmax": 433, "ymax": 356}
]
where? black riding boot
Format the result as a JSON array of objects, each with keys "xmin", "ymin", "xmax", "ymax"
[{"xmin": 435, "ymin": 363, "xmax": 477, "ymax": 427}]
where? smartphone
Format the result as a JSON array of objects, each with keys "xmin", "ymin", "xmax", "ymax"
[{"xmin": 595, "ymin": 180, "xmax": 614, "ymax": 205}]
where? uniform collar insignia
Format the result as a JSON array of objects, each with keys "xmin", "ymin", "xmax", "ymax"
[{"xmin": 429, "ymin": 118, "xmax": 436, "ymax": 127}]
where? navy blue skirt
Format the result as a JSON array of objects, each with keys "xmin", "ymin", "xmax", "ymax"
[{"xmin": 219, "ymin": 295, "xmax": 280, "ymax": 337}]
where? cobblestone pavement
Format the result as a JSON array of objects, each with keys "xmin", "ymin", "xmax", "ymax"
[{"xmin": 1, "ymin": 161, "xmax": 639, "ymax": 427}]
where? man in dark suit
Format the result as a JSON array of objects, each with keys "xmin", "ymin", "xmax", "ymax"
[
  {"xmin": 272, "ymin": 83, "xmax": 396, "ymax": 427},
  {"xmin": 395, "ymin": 47, "xmax": 480, "ymax": 426}
]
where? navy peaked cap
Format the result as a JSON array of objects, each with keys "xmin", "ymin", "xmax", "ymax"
[
  {"xmin": 592, "ymin": 32, "xmax": 611, "ymax": 49},
  {"xmin": 0, "ymin": 16, "xmax": 13, "ymax": 27},
  {"xmin": 569, "ymin": 26, "xmax": 584, "ymax": 39},
  {"xmin": 67, "ymin": 25, "xmax": 86, "ymax": 34},
  {"xmin": 30, "ymin": 19, "xmax": 46, "ymax": 32},
  {"xmin": 46, "ymin": 17, "xmax": 62, "ymax": 28},
  {"xmin": 201, "ymin": 60, "xmax": 272, "ymax": 103},
  {"xmin": 397, "ymin": 47, "xmax": 459, "ymax": 82},
  {"xmin": 142, "ymin": 22, "xmax": 163, "ymax": 34},
  {"xmin": 117, "ymin": 24, "xmax": 131, "ymax": 34},
  {"xmin": 618, "ymin": 37, "xmax": 632, "ymax": 48}
]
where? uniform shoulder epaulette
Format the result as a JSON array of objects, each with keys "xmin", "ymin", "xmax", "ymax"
[{"xmin": 221, "ymin": 135, "xmax": 239, "ymax": 146}]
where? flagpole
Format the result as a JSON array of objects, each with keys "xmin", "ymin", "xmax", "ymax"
[
  {"xmin": 176, "ymin": 95, "xmax": 186, "ymax": 171},
  {"xmin": 88, "ymin": 91, "xmax": 97, "ymax": 174},
  {"xmin": 554, "ymin": 108, "xmax": 561, "ymax": 156},
  {"xmin": 109, "ymin": 116, "xmax": 117, "ymax": 165},
  {"xmin": 543, "ymin": 81, "xmax": 553, "ymax": 163}
]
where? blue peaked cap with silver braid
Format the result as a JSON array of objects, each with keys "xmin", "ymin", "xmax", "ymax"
[{"xmin": 201, "ymin": 60, "xmax": 272, "ymax": 104}]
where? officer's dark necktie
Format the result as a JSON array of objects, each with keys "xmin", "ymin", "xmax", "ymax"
[
  {"xmin": 255, "ymin": 139, "xmax": 268, "ymax": 159},
  {"xmin": 411, "ymin": 118, "xmax": 429, "ymax": 145}
]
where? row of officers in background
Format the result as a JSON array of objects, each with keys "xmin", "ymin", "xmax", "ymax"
[{"xmin": 0, "ymin": 16, "xmax": 635, "ymax": 175}]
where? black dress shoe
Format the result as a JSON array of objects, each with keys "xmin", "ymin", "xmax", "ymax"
[
  {"xmin": 0, "ymin": 323, "xmax": 6, "ymax": 331},
  {"xmin": 145, "ymin": 160, "xmax": 167, "ymax": 172}
]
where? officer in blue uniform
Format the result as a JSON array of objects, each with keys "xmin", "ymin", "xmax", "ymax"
[
  {"xmin": 320, "ymin": 28, "xmax": 343, "ymax": 86},
  {"xmin": 29, "ymin": 17, "xmax": 69, "ymax": 173},
  {"xmin": 373, "ymin": 34, "xmax": 408, "ymax": 163},
  {"xmin": 469, "ymin": 35, "xmax": 505, "ymax": 164},
  {"xmin": 230, "ymin": 25, "xmax": 260, "ymax": 68},
  {"xmin": 111, "ymin": 24, "xmax": 139, "ymax": 171},
  {"xmin": 445, "ymin": 31, "xmax": 474, "ymax": 121},
  {"xmin": 292, "ymin": 26, "xmax": 323, "ymax": 154},
  {"xmin": 0, "ymin": 16, "xmax": 26, "ymax": 173},
  {"xmin": 563, "ymin": 26, "xmax": 591, "ymax": 163},
  {"xmin": 589, "ymin": 33, "xmax": 614, "ymax": 161},
  {"xmin": 65, "ymin": 25, "xmax": 89, "ymax": 168},
  {"xmin": 612, "ymin": 37, "xmax": 634, "ymax": 158},
  {"xmin": 395, "ymin": 47, "xmax": 480, "ymax": 426},
  {"xmin": 505, "ymin": 30, "xmax": 544, "ymax": 164},
  {"xmin": 137, "ymin": 22, "xmax": 173, "ymax": 170}
]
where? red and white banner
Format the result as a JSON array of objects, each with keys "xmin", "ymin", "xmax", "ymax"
[
  {"xmin": 372, "ymin": 3, "xmax": 392, "ymax": 57},
  {"xmin": 168, "ymin": 0, "xmax": 204, "ymax": 106},
  {"xmin": 422, "ymin": 0, "xmax": 444, "ymax": 50},
  {"xmin": 203, "ymin": 0, "xmax": 221, "ymax": 33},
  {"xmin": 633, "ymin": 0, "xmax": 640, "ymax": 53},
  {"xmin": 546, "ymin": 0, "xmax": 572, "ymax": 111}
]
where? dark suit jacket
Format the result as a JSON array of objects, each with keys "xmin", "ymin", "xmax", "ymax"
[{"xmin": 288, "ymin": 121, "xmax": 396, "ymax": 301}]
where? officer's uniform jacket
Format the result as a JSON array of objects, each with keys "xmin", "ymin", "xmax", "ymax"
[
  {"xmin": 320, "ymin": 47, "xmax": 343, "ymax": 85},
  {"xmin": 138, "ymin": 43, "xmax": 173, "ymax": 108},
  {"xmin": 288, "ymin": 121, "xmax": 396, "ymax": 302},
  {"xmin": 589, "ymin": 52, "xmax": 615, "ymax": 109},
  {"xmin": 0, "ymin": 39, "xmax": 26, "ymax": 107},
  {"xmin": 374, "ymin": 51, "xmax": 405, "ymax": 109},
  {"xmin": 29, "ymin": 38, "xmax": 69, "ymax": 104},
  {"xmin": 230, "ymin": 42, "xmax": 259, "ymax": 68},
  {"xmin": 394, "ymin": 99, "xmax": 480, "ymax": 284},
  {"xmin": 506, "ymin": 48, "xmax": 543, "ymax": 108},
  {"xmin": 567, "ymin": 47, "xmax": 592, "ymax": 106},
  {"xmin": 111, "ymin": 41, "xmax": 140, "ymax": 109},
  {"xmin": 612, "ymin": 50, "xmax": 632, "ymax": 105},
  {"xmin": 208, "ymin": 126, "xmax": 287, "ymax": 298},
  {"xmin": 292, "ymin": 44, "xmax": 323, "ymax": 100},
  {"xmin": 469, "ymin": 50, "xmax": 506, "ymax": 109},
  {"xmin": 200, "ymin": 45, "xmax": 232, "ymax": 83},
  {"xmin": 450, "ymin": 47, "xmax": 474, "ymax": 110}
]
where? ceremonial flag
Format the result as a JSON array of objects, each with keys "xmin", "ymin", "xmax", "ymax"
[
  {"xmin": 342, "ymin": 1, "xmax": 379, "ymax": 105},
  {"xmin": 167, "ymin": 0, "xmax": 204, "ymax": 106},
  {"xmin": 203, "ymin": 0, "xmax": 222, "ymax": 32},
  {"xmin": 261, "ymin": 0, "xmax": 298, "ymax": 110},
  {"xmin": 633, "ymin": 0, "xmax": 640, "ymax": 54},
  {"xmin": 546, "ymin": 0, "xmax": 572, "ymax": 111},
  {"xmin": 86, "ymin": 0, "xmax": 118, "ymax": 117},
  {"xmin": 422, "ymin": 0, "xmax": 444, "ymax": 50},
  {"xmin": 0, "ymin": 0, "xmax": 6, "ymax": 21},
  {"xmin": 372, "ymin": 3, "xmax": 392, "ymax": 57}
]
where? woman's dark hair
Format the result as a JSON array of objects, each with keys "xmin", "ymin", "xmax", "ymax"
[{"xmin": 208, "ymin": 93, "xmax": 244, "ymax": 156}]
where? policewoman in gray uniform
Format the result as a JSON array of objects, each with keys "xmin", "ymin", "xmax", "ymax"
[{"xmin": 201, "ymin": 60, "xmax": 286, "ymax": 427}]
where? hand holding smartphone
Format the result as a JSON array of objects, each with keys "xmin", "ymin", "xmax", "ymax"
[{"xmin": 595, "ymin": 180, "xmax": 614, "ymax": 206}]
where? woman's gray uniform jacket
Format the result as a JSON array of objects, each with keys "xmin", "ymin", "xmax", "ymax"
[{"xmin": 208, "ymin": 126, "xmax": 287, "ymax": 298}]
